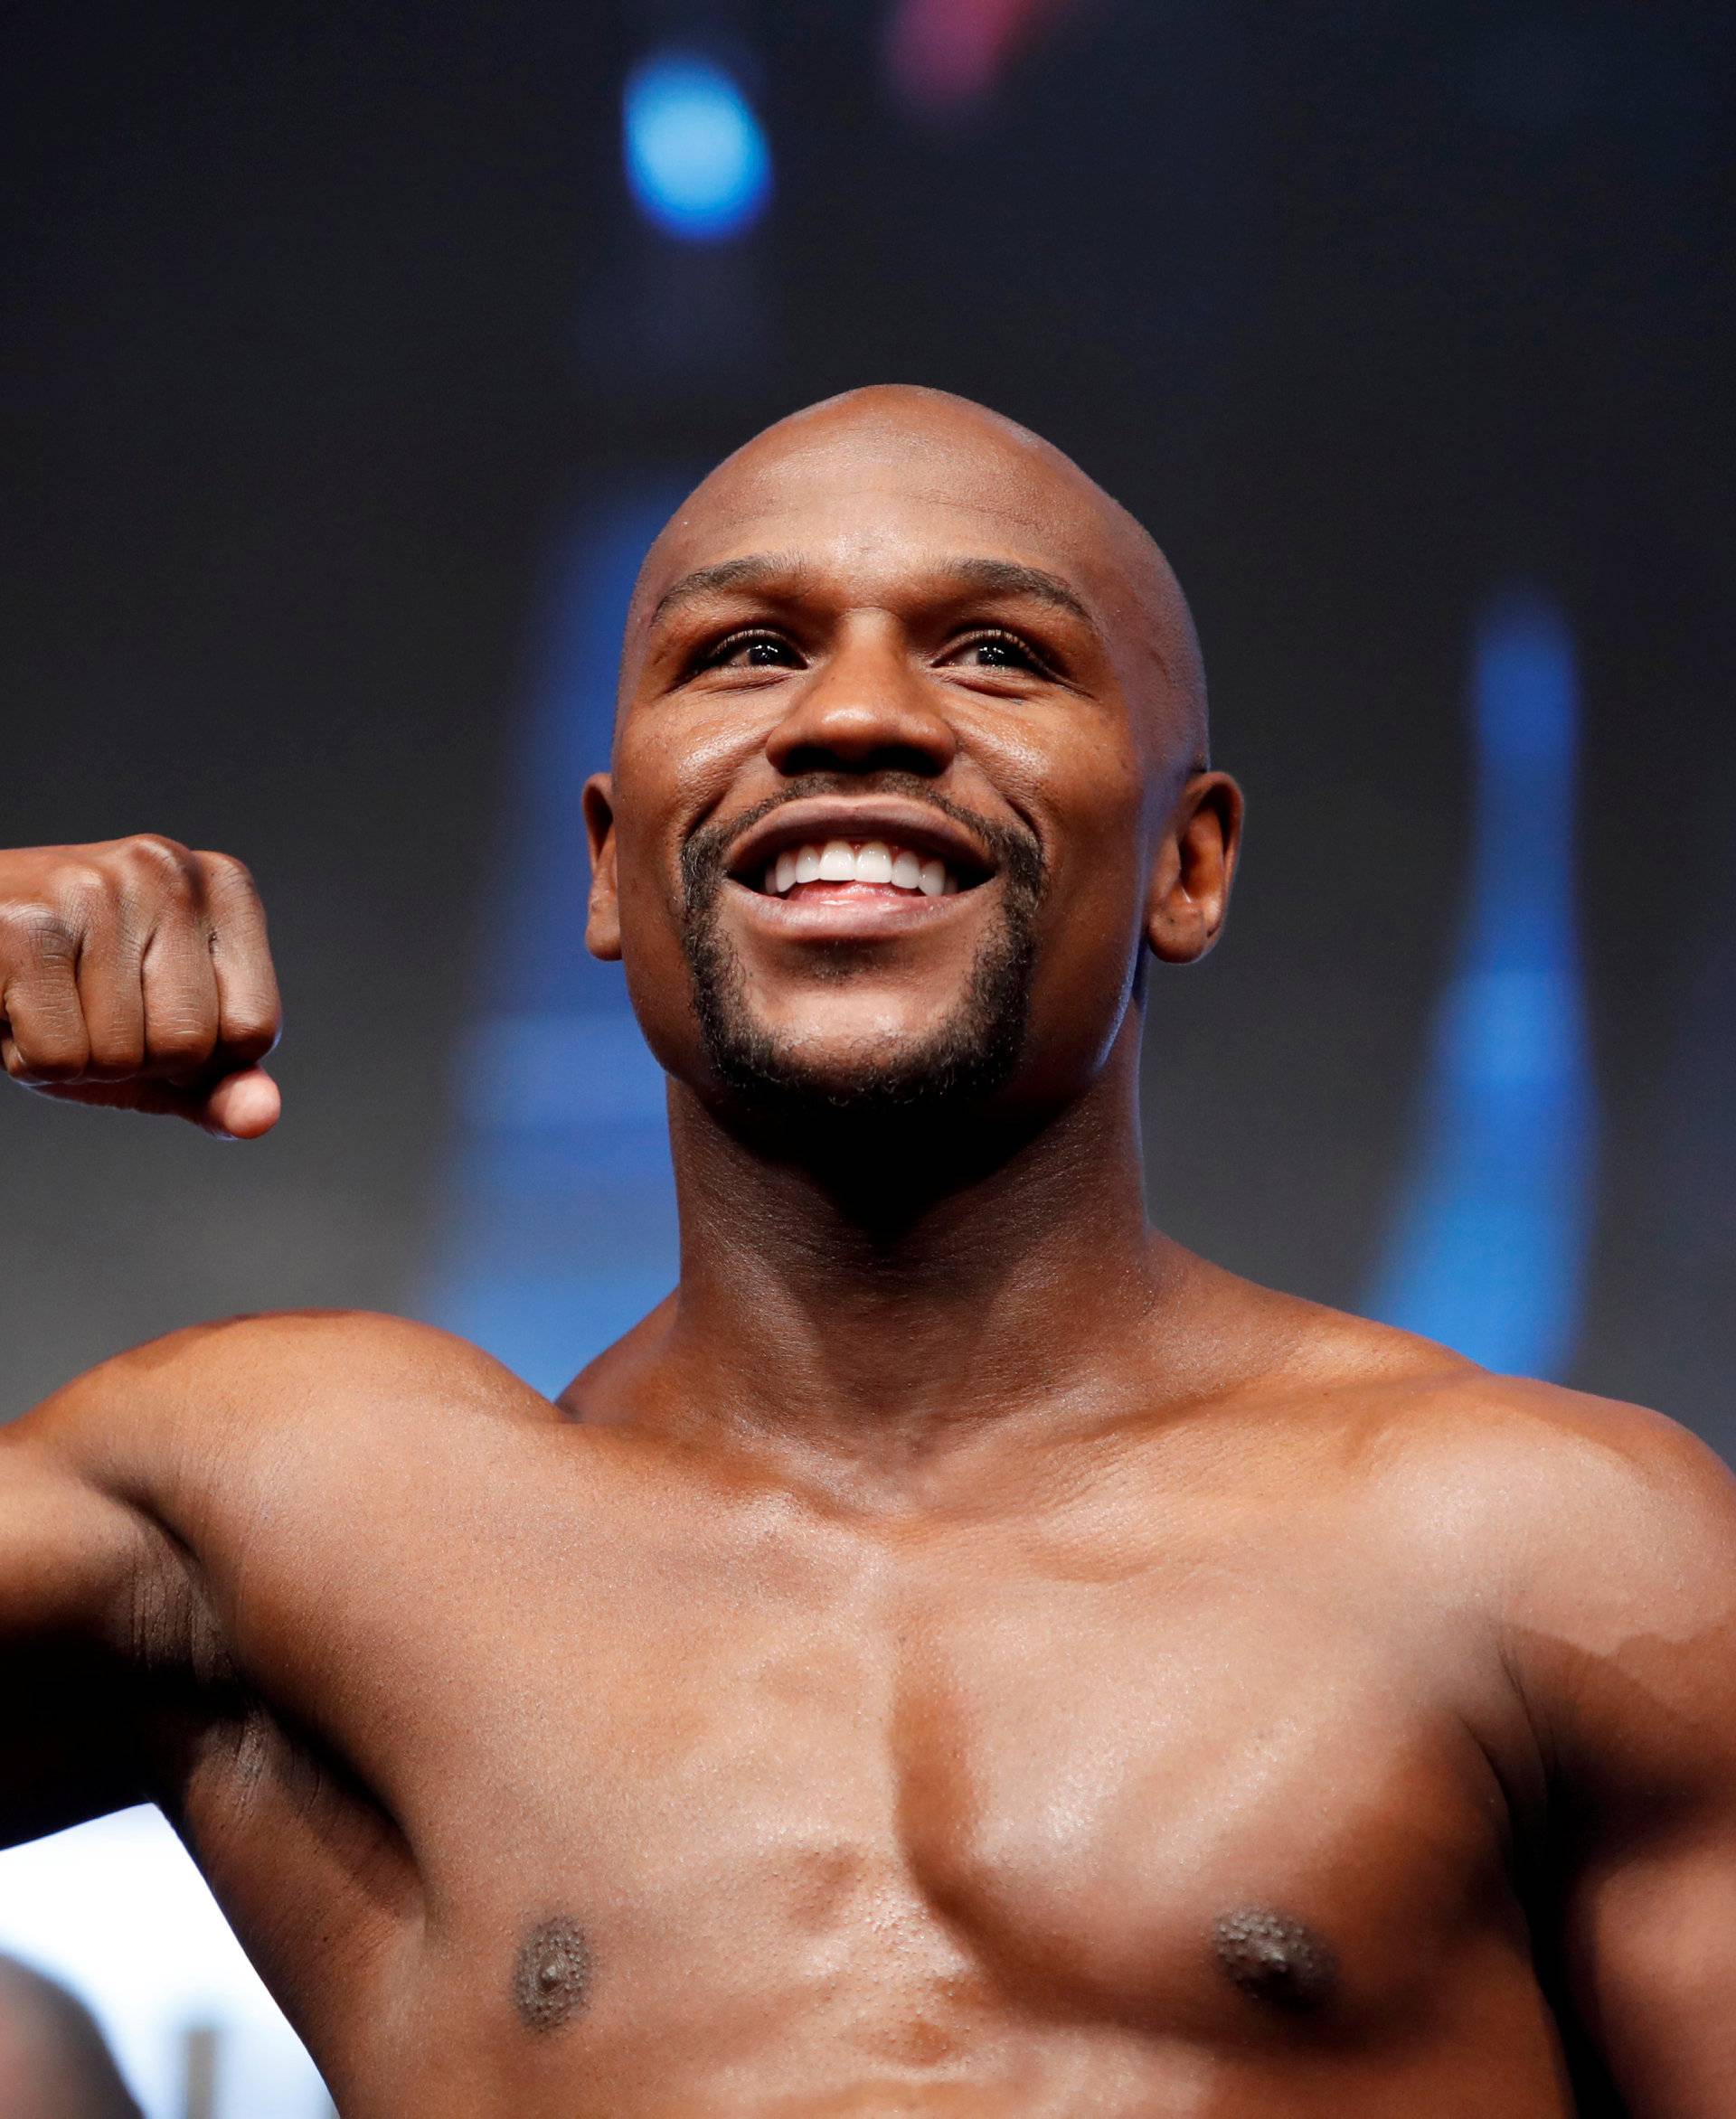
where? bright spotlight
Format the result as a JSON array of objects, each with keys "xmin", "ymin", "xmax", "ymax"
[{"xmin": 623, "ymin": 53, "xmax": 771, "ymax": 241}]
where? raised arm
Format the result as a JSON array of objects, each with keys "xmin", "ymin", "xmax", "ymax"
[
  {"xmin": 0, "ymin": 833, "xmax": 284, "ymax": 1843},
  {"xmin": 1506, "ymin": 1393, "xmax": 1736, "ymax": 2115}
]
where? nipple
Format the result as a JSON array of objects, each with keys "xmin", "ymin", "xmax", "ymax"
[
  {"xmin": 1212, "ymin": 1907, "xmax": 1336, "ymax": 2011},
  {"xmin": 512, "ymin": 1916, "xmax": 594, "ymax": 2032}
]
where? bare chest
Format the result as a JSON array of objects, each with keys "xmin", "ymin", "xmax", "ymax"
[{"xmin": 202, "ymin": 1466, "xmax": 1528, "ymax": 2092}]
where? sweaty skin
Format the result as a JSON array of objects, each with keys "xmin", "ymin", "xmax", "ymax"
[{"xmin": 5, "ymin": 386, "xmax": 1736, "ymax": 2117}]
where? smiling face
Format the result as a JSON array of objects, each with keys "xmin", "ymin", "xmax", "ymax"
[{"xmin": 585, "ymin": 386, "xmax": 1240, "ymax": 1126}]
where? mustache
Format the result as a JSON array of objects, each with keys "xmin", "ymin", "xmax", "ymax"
[{"xmin": 679, "ymin": 773, "xmax": 1046, "ymax": 909}]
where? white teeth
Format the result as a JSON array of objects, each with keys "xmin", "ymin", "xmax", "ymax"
[{"xmin": 766, "ymin": 839, "xmax": 964, "ymax": 898}]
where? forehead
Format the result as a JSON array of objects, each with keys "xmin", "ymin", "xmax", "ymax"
[{"xmin": 634, "ymin": 414, "xmax": 1150, "ymax": 630}]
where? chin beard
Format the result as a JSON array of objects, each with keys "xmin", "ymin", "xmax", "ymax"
[
  {"xmin": 677, "ymin": 780, "xmax": 1044, "ymax": 1123},
  {"xmin": 684, "ymin": 912, "xmax": 1038, "ymax": 1119}
]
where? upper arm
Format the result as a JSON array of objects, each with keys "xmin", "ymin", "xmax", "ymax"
[
  {"xmin": 0, "ymin": 1410, "xmax": 174, "ymax": 1842},
  {"xmin": 0, "ymin": 1306, "xmax": 529, "ymax": 1847},
  {"xmin": 1501, "ymin": 1393, "xmax": 1736, "ymax": 2115}
]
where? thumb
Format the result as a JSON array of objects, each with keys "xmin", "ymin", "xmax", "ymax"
[
  {"xmin": 200, "ymin": 1066, "xmax": 282, "ymax": 1139},
  {"xmin": 38, "ymin": 1065, "xmax": 282, "ymax": 1137},
  {"xmin": 35, "ymin": 1068, "xmax": 278, "ymax": 1135}
]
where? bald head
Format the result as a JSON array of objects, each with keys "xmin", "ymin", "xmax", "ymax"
[
  {"xmin": 627, "ymin": 384, "xmax": 1208, "ymax": 769},
  {"xmin": 590, "ymin": 382, "xmax": 1242, "ymax": 1120}
]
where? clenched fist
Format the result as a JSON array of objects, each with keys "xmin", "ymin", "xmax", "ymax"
[{"xmin": 0, "ymin": 837, "xmax": 282, "ymax": 1138}]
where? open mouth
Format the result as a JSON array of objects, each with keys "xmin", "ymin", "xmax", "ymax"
[
  {"xmin": 724, "ymin": 801, "xmax": 997, "ymax": 908},
  {"xmin": 759, "ymin": 838, "xmax": 962, "ymax": 899}
]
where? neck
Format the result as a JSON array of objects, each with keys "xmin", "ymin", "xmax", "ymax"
[{"xmin": 652, "ymin": 1028, "xmax": 1188, "ymax": 1470}]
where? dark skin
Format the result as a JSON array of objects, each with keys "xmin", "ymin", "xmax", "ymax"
[{"xmin": 4, "ymin": 386, "xmax": 1736, "ymax": 2115}]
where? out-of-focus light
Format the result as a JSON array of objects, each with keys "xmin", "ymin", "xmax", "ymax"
[
  {"xmin": 883, "ymin": 0, "xmax": 1079, "ymax": 114},
  {"xmin": 623, "ymin": 54, "xmax": 770, "ymax": 241},
  {"xmin": 419, "ymin": 491, "xmax": 686, "ymax": 1398},
  {"xmin": 1364, "ymin": 589, "xmax": 1596, "ymax": 1378}
]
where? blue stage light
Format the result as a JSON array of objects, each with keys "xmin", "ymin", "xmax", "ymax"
[
  {"xmin": 623, "ymin": 54, "xmax": 771, "ymax": 241},
  {"xmin": 419, "ymin": 488, "xmax": 689, "ymax": 1394},
  {"xmin": 1364, "ymin": 590, "xmax": 1597, "ymax": 1378}
]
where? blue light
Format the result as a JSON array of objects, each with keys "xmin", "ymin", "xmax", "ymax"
[
  {"xmin": 418, "ymin": 486, "xmax": 690, "ymax": 1396},
  {"xmin": 1363, "ymin": 589, "xmax": 1597, "ymax": 1378},
  {"xmin": 623, "ymin": 54, "xmax": 771, "ymax": 241}
]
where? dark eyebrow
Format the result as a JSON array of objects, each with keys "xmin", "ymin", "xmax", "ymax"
[
  {"xmin": 936, "ymin": 558, "xmax": 1096, "ymax": 629},
  {"xmin": 647, "ymin": 555, "xmax": 805, "ymax": 627},
  {"xmin": 646, "ymin": 552, "xmax": 1099, "ymax": 633}
]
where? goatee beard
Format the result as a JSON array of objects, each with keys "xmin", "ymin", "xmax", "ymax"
[{"xmin": 677, "ymin": 776, "xmax": 1045, "ymax": 1122}]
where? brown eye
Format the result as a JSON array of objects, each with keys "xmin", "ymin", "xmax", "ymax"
[
  {"xmin": 702, "ymin": 630, "xmax": 801, "ymax": 672},
  {"xmin": 948, "ymin": 631, "xmax": 1046, "ymax": 674}
]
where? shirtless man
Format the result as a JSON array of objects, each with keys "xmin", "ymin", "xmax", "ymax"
[{"xmin": 3, "ymin": 386, "xmax": 1734, "ymax": 2117}]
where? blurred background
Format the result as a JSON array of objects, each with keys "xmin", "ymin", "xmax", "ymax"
[{"xmin": 2, "ymin": 0, "xmax": 1732, "ymax": 2109}]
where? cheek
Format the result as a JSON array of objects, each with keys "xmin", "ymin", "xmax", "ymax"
[
  {"xmin": 608, "ymin": 718, "xmax": 734, "ymax": 925},
  {"xmin": 604, "ymin": 802, "xmax": 702, "ymax": 1073},
  {"xmin": 1024, "ymin": 796, "xmax": 1150, "ymax": 1041},
  {"xmin": 618, "ymin": 916, "xmax": 705, "ymax": 1084},
  {"xmin": 608, "ymin": 707, "xmax": 765, "ymax": 911},
  {"xmin": 618, "ymin": 701, "xmax": 761, "ymax": 821}
]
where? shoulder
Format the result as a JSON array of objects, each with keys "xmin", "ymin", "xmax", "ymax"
[
  {"xmin": 1255, "ymin": 1289, "xmax": 1730, "ymax": 1550},
  {"xmin": 1351, "ymin": 1351, "xmax": 1736, "ymax": 1792},
  {"xmin": 1329, "ymin": 1320, "xmax": 1735, "ymax": 1592},
  {"xmin": 1249, "ymin": 1290, "xmax": 1736, "ymax": 1642},
  {"xmin": 1289, "ymin": 1311, "xmax": 1736, "ymax": 1800},
  {"xmin": 16, "ymin": 1309, "xmax": 542, "ymax": 1490},
  {"xmin": 1471, "ymin": 1372, "xmax": 1736, "ymax": 1686},
  {"xmin": 4, "ymin": 1314, "xmax": 550, "ymax": 1721},
  {"xmin": 1370, "ymin": 1357, "xmax": 1736, "ymax": 1604}
]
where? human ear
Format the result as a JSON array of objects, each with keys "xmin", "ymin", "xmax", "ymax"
[
  {"xmin": 582, "ymin": 773, "xmax": 622, "ymax": 963},
  {"xmin": 1145, "ymin": 770, "xmax": 1243, "ymax": 964}
]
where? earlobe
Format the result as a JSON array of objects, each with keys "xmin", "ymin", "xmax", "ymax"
[
  {"xmin": 581, "ymin": 773, "xmax": 623, "ymax": 964},
  {"xmin": 1146, "ymin": 881, "xmax": 1214, "ymax": 965},
  {"xmin": 1146, "ymin": 906, "xmax": 1207, "ymax": 965}
]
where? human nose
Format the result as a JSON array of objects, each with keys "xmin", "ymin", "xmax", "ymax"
[{"xmin": 764, "ymin": 623, "xmax": 958, "ymax": 778}]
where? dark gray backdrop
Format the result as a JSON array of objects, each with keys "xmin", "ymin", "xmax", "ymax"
[{"xmin": 5, "ymin": 2, "xmax": 1732, "ymax": 1439}]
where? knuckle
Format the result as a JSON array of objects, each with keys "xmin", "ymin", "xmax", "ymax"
[
  {"xmin": 126, "ymin": 832, "xmax": 193, "ymax": 868},
  {"xmin": 222, "ymin": 1016, "xmax": 281, "ymax": 1064},
  {"xmin": 146, "ymin": 1015, "xmax": 217, "ymax": 1066},
  {"xmin": 16, "ymin": 1052, "xmax": 85, "ymax": 1084},
  {"xmin": 45, "ymin": 860, "xmax": 109, "ymax": 910},
  {"xmin": 83, "ymin": 1015, "xmax": 146, "ymax": 1077},
  {"xmin": 3, "ymin": 1020, "xmax": 88, "ymax": 1083},
  {"xmin": 80, "ymin": 1051, "xmax": 145, "ymax": 1082},
  {"xmin": 195, "ymin": 849, "xmax": 257, "ymax": 894},
  {"xmin": 0, "ymin": 898, "xmax": 75, "ymax": 965},
  {"xmin": 122, "ymin": 834, "xmax": 199, "ymax": 898}
]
